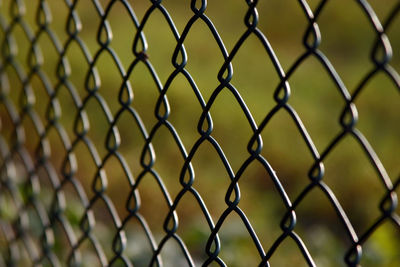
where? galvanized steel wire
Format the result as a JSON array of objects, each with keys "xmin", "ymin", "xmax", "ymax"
[{"xmin": 0, "ymin": 0, "xmax": 399, "ymax": 266}]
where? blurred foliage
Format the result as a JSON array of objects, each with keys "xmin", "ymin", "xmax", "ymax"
[{"xmin": 0, "ymin": 0, "xmax": 399, "ymax": 266}]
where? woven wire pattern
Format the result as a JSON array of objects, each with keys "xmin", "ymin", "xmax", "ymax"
[{"xmin": 0, "ymin": 0, "xmax": 399, "ymax": 266}]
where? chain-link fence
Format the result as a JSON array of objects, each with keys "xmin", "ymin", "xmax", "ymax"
[{"xmin": 0, "ymin": 0, "xmax": 399, "ymax": 266}]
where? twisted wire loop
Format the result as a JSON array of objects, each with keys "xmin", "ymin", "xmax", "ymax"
[{"xmin": 0, "ymin": 0, "xmax": 399, "ymax": 266}]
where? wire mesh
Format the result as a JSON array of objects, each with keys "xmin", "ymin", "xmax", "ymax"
[{"xmin": 0, "ymin": 0, "xmax": 399, "ymax": 266}]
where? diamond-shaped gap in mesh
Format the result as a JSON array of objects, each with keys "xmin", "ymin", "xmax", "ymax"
[
  {"xmin": 231, "ymin": 157, "xmax": 291, "ymax": 251},
  {"xmin": 44, "ymin": 120, "xmax": 71, "ymax": 173},
  {"xmin": 204, "ymin": 87, "xmax": 255, "ymax": 173},
  {"xmin": 70, "ymin": 138, "xmax": 102, "ymax": 201},
  {"xmin": 88, "ymin": 192, "xmax": 123, "ymax": 262},
  {"xmin": 20, "ymin": 200, "xmax": 48, "ymax": 262},
  {"xmin": 0, "ymin": 61, "xmax": 23, "ymax": 108},
  {"xmin": 0, "ymin": 221, "xmax": 11, "ymax": 264},
  {"xmin": 127, "ymin": 59, "xmax": 161, "ymax": 131},
  {"xmin": 101, "ymin": 153, "xmax": 133, "ymax": 219},
  {"xmin": 50, "ymin": 208, "xmax": 81, "ymax": 264},
  {"xmin": 293, "ymin": 184, "xmax": 357, "ymax": 266},
  {"xmin": 198, "ymin": 1, "xmax": 250, "ymax": 54},
  {"xmin": 98, "ymin": 0, "xmax": 140, "ymax": 70},
  {"xmin": 0, "ymin": 100, "xmax": 14, "ymax": 142},
  {"xmin": 11, "ymin": 239, "xmax": 32, "ymax": 266},
  {"xmin": 173, "ymin": 190, "xmax": 217, "ymax": 265},
  {"xmin": 119, "ymin": 0, "xmax": 150, "ymax": 26},
  {"xmin": 74, "ymin": 231, "xmax": 107, "ymax": 267},
  {"xmin": 177, "ymin": 12, "xmax": 229, "ymax": 102},
  {"xmin": 286, "ymin": 55, "xmax": 344, "ymax": 151},
  {"xmin": 53, "ymin": 83, "xmax": 81, "ymax": 143},
  {"xmin": 133, "ymin": 170, "xmax": 173, "ymax": 244},
  {"xmin": 315, "ymin": 0, "xmax": 382, "ymax": 91},
  {"xmin": 28, "ymin": 74, "xmax": 53, "ymax": 131},
  {"xmin": 2, "ymin": 84, "xmax": 29, "ymax": 140},
  {"xmin": 353, "ymin": 72, "xmax": 399, "ymax": 179},
  {"xmin": 182, "ymin": 138, "xmax": 233, "ymax": 223},
  {"xmin": 158, "ymin": 233, "xmax": 194, "ymax": 267},
  {"xmin": 1, "ymin": 218, "xmax": 20, "ymax": 265},
  {"xmin": 211, "ymin": 212, "xmax": 263, "ymax": 267},
  {"xmin": 67, "ymin": 0, "xmax": 102, "ymax": 53},
  {"xmin": 265, "ymin": 231, "xmax": 312, "ymax": 267},
  {"xmin": 111, "ymin": 107, "xmax": 149, "ymax": 180},
  {"xmin": 138, "ymin": 5, "xmax": 181, "ymax": 86},
  {"xmin": 258, "ymin": 109, "xmax": 315, "ymax": 200},
  {"xmin": 5, "ymin": 19, "xmax": 33, "ymax": 74},
  {"xmin": 17, "ymin": 0, "xmax": 39, "ymax": 34},
  {"xmin": 228, "ymin": 33, "xmax": 280, "ymax": 125},
  {"xmin": 0, "ymin": 0, "xmax": 13, "ymax": 23},
  {"xmin": 44, "ymin": 0, "xmax": 70, "ymax": 46},
  {"xmin": 321, "ymin": 134, "xmax": 387, "ymax": 235},
  {"xmin": 34, "ymin": 163, "xmax": 57, "ymax": 212},
  {"xmin": 359, "ymin": 219, "xmax": 400, "ymax": 266},
  {"xmin": 146, "ymin": 123, "xmax": 189, "ymax": 198},
  {"xmin": 122, "ymin": 214, "xmax": 158, "ymax": 266},
  {"xmin": 58, "ymin": 180, "xmax": 87, "ymax": 248},
  {"xmin": 32, "ymin": 32, "xmax": 63, "ymax": 86},
  {"xmin": 159, "ymin": 73, "xmax": 204, "ymax": 152},
  {"xmin": 88, "ymin": 53, "xmax": 127, "ymax": 117},
  {"xmin": 30, "ymin": 2, "xmax": 60, "ymax": 53},
  {"xmin": 0, "ymin": 74, "xmax": 20, "ymax": 130},
  {"xmin": 2, "ymin": 151, "xmax": 27, "ymax": 196},
  {"xmin": 60, "ymin": 40, "xmax": 92, "ymax": 100},
  {"xmin": 0, "ymin": 185, "xmax": 20, "ymax": 244},
  {"xmin": 255, "ymin": 0, "xmax": 311, "ymax": 71},
  {"xmin": 19, "ymin": 112, "xmax": 44, "ymax": 166},
  {"xmin": 81, "ymin": 95, "xmax": 114, "ymax": 159},
  {"xmin": 160, "ymin": 0, "xmax": 195, "ymax": 31},
  {"xmin": 0, "ymin": 186, "xmax": 19, "ymax": 232}
]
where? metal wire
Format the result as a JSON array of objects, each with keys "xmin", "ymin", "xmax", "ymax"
[{"xmin": 0, "ymin": 0, "xmax": 399, "ymax": 266}]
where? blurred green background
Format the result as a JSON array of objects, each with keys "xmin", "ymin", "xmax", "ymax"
[{"xmin": 0, "ymin": 0, "xmax": 399, "ymax": 266}]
